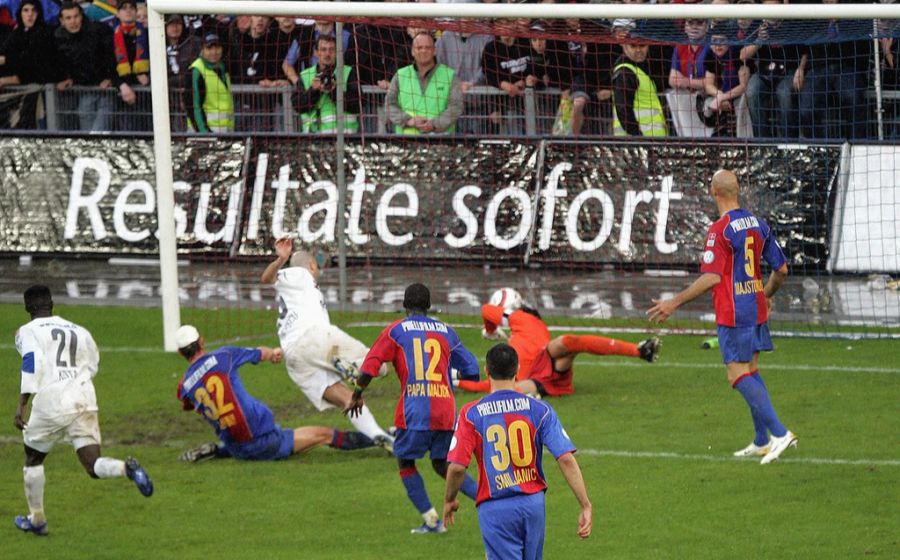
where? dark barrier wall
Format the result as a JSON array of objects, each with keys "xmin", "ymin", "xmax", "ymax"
[{"xmin": 0, "ymin": 136, "xmax": 839, "ymax": 269}]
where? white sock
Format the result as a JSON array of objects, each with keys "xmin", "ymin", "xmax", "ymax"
[
  {"xmin": 23, "ymin": 466, "xmax": 45, "ymax": 524},
  {"xmin": 93, "ymin": 457, "xmax": 125, "ymax": 479},
  {"xmin": 421, "ymin": 508, "xmax": 440, "ymax": 527},
  {"xmin": 349, "ymin": 405, "xmax": 392, "ymax": 441}
]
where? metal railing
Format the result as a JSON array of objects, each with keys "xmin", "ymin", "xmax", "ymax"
[{"xmin": 1, "ymin": 82, "xmax": 897, "ymax": 138}]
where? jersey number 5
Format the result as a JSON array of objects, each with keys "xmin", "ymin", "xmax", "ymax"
[
  {"xmin": 744, "ymin": 236, "xmax": 756, "ymax": 278},
  {"xmin": 412, "ymin": 337, "xmax": 442, "ymax": 382},
  {"xmin": 486, "ymin": 420, "xmax": 535, "ymax": 471}
]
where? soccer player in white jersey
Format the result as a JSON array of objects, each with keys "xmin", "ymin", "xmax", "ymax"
[
  {"xmin": 12, "ymin": 285, "xmax": 153, "ymax": 536},
  {"xmin": 260, "ymin": 235, "xmax": 394, "ymax": 450}
]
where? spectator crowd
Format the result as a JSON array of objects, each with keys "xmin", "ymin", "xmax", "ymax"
[{"xmin": 0, "ymin": 0, "xmax": 897, "ymax": 139}]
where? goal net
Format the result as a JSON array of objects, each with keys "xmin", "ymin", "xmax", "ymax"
[{"xmin": 145, "ymin": 1, "xmax": 900, "ymax": 349}]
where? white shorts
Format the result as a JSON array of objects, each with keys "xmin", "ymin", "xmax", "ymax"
[
  {"xmin": 284, "ymin": 325, "xmax": 369, "ymax": 411},
  {"xmin": 23, "ymin": 409, "xmax": 102, "ymax": 454}
]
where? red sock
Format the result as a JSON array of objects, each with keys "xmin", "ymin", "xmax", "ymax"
[
  {"xmin": 457, "ymin": 379, "xmax": 491, "ymax": 393},
  {"xmin": 561, "ymin": 334, "xmax": 639, "ymax": 357}
]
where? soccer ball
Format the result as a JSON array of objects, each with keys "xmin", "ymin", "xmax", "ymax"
[{"xmin": 489, "ymin": 288, "xmax": 524, "ymax": 313}]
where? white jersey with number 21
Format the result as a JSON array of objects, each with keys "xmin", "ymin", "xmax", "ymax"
[
  {"xmin": 16, "ymin": 316, "xmax": 100, "ymax": 419},
  {"xmin": 274, "ymin": 267, "xmax": 331, "ymax": 349}
]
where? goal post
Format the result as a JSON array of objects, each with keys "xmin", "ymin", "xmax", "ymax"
[{"xmin": 147, "ymin": 0, "xmax": 900, "ymax": 350}]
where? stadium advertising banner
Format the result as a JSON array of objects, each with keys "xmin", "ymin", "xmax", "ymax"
[{"xmin": 0, "ymin": 136, "xmax": 839, "ymax": 268}]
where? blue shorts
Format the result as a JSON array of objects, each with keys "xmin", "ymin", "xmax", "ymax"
[
  {"xmin": 717, "ymin": 324, "xmax": 774, "ymax": 364},
  {"xmin": 392, "ymin": 429, "xmax": 453, "ymax": 460},
  {"xmin": 225, "ymin": 427, "xmax": 294, "ymax": 461},
  {"xmin": 477, "ymin": 492, "xmax": 546, "ymax": 560}
]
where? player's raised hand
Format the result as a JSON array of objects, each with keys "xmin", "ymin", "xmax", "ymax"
[
  {"xmin": 577, "ymin": 504, "xmax": 593, "ymax": 539},
  {"xmin": 274, "ymin": 235, "xmax": 294, "ymax": 260},
  {"xmin": 443, "ymin": 498, "xmax": 460, "ymax": 527},
  {"xmin": 647, "ymin": 298, "xmax": 676, "ymax": 324}
]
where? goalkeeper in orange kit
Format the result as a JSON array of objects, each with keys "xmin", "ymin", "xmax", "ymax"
[{"xmin": 455, "ymin": 288, "xmax": 661, "ymax": 397}]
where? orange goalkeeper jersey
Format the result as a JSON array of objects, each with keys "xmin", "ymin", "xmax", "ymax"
[{"xmin": 482, "ymin": 304, "xmax": 551, "ymax": 380}]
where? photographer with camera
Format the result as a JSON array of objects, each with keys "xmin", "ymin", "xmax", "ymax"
[{"xmin": 293, "ymin": 35, "xmax": 360, "ymax": 134}]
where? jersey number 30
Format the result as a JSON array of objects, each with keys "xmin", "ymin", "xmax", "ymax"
[{"xmin": 486, "ymin": 420, "xmax": 535, "ymax": 471}]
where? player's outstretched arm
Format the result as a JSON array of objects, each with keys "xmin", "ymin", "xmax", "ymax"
[
  {"xmin": 557, "ymin": 452, "xmax": 593, "ymax": 539},
  {"xmin": 260, "ymin": 236, "xmax": 294, "ymax": 284},
  {"xmin": 443, "ymin": 463, "xmax": 467, "ymax": 527},
  {"xmin": 647, "ymin": 272, "xmax": 721, "ymax": 323}
]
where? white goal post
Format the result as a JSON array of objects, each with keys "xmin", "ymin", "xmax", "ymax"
[{"xmin": 146, "ymin": 0, "xmax": 900, "ymax": 350}]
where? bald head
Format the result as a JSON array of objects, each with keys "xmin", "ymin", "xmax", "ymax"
[
  {"xmin": 290, "ymin": 249, "xmax": 315, "ymax": 270},
  {"xmin": 711, "ymin": 169, "xmax": 740, "ymax": 201}
]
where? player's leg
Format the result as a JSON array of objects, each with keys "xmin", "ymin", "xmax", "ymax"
[
  {"xmin": 552, "ymin": 334, "xmax": 658, "ymax": 369},
  {"xmin": 476, "ymin": 495, "xmax": 531, "ymax": 559},
  {"xmin": 292, "ymin": 426, "xmax": 375, "ymax": 453},
  {"xmin": 322, "ymin": 381, "xmax": 394, "ymax": 450},
  {"xmin": 71, "ymin": 412, "xmax": 153, "ymax": 496},
  {"xmin": 394, "ymin": 429, "xmax": 445, "ymax": 533},
  {"xmin": 16, "ymin": 444, "xmax": 49, "ymax": 535},
  {"xmin": 430, "ymin": 432, "xmax": 478, "ymax": 500}
]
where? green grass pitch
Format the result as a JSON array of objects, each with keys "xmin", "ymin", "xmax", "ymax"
[{"xmin": 0, "ymin": 303, "xmax": 897, "ymax": 559}]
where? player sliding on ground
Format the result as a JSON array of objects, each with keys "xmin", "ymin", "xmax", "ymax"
[
  {"xmin": 455, "ymin": 288, "xmax": 661, "ymax": 398},
  {"xmin": 175, "ymin": 325, "xmax": 379, "ymax": 462},
  {"xmin": 13, "ymin": 285, "xmax": 153, "ymax": 537}
]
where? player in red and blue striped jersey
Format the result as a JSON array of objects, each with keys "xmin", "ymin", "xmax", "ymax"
[
  {"xmin": 175, "ymin": 325, "xmax": 376, "ymax": 462},
  {"xmin": 648, "ymin": 169, "xmax": 797, "ymax": 465},
  {"xmin": 444, "ymin": 343, "xmax": 592, "ymax": 559},
  {"xmin": 347, "ymin": 283, "xmax": 482, "ymax": 533}
]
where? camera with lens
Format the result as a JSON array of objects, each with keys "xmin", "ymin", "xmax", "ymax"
[{"xmin": 316, "ymin": 66, "xmax": 335, "ymax": 89}]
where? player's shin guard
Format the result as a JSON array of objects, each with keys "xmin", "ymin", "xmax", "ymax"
[
  {"xmin": 330, "ymin": 430, "xmax": 375, "ymax": 450},
  {"xmin": 457, "ymin": 379, "xmax": 491, "ymax": 393},
  {"xmin": 734, "ymin": 374, "xmax": 788, "ymax": 439},
  {"xmin": 23, "ymin": 466, "xmax": 46, "ymax": 524},
  {"xmin": 460, "ymin": 473, "xmax": 478, "ymax": 500},
  {"xmin": 348, "ymin": 405, "xmax": 392, "ymax": 442},
  {"xmin": 93, "ymin": 457, "xmax": 126, "ymax": 478},
  {"xmin": 561, "ymin": 334, "xmax": 639, "ymax": 357},
  {"xmin": 399, "ymin": 466, "xmax": 433, "ymax": 513}
]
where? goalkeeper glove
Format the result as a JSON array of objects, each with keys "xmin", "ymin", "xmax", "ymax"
[{"xmin": 481, "ymin": 327, "xmax": 509, "ymax": 341}]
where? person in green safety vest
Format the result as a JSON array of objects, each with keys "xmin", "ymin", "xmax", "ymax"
[
  {"xmin": 293, "ymin": 34, "xmax": 361, "ymax": 134},
  {"xmin": 184, "ymin": 33, "xmax": 234, "ymax": 134},
  {"xmin": 612, "ymin": 38, "xmax": 668, "ymax": 137},
  {"xmin": 386, "ymin": 31, "xmax": 463, "ymax": 134}
]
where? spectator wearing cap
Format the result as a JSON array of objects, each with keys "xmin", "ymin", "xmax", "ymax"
[
  {"xmin": 668, "ymin": 17, "xmax": 710, "ymax": 92},
  {"xmin": 112, "ymin": 0, "xmax": 150, "ymax": 130},
  {"xmin": 700, "ymin": 31, "xmax": 750, "ymax": 136},
  {"xmin": 387, "ymin": 31, "xmax": 462, "ymax": 134},
  {"xmin": 165, "ymin": 15, "xmax": 200, "ymax": 84},
  {"xmin": 53, "ymin": 1, "xmax": 118, "ymax": 131},
  {"xmin": 184, "ymin": 32, "xmax": 234, "ymax": 133},
  {"xmin": 293, "ymin": 34, "xmax": 360, "ymax": 134},
  {"xmin": 0, "ymin": 0, "xmax": 60, "ymax": 128},
  {"xmin": 612, "ymin": 36, "xmax": 668, "ymax": 136}
]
